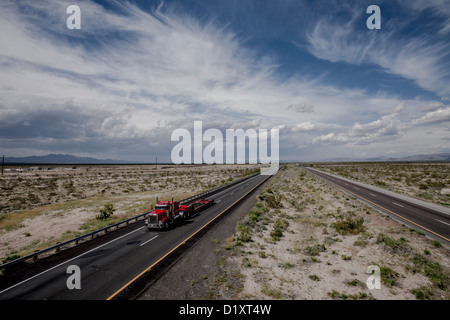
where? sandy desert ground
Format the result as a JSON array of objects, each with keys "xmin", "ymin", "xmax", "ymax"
[{"xmin": 202, "ymin": 165, "xmax": 449, "ymax": 300}]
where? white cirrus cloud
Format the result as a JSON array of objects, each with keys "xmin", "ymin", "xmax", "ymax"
[{"xmin": 304, "ymin": 2, "xmax": 450, "ymax": 97}]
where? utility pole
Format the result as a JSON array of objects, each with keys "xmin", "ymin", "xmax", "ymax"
[{"xmin": 1, "ymin": 155, "xmax": 4, "ymax": 176}]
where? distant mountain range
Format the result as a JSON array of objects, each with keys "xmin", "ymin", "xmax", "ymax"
[
  {"xmin": 322, "ymin": 153, "xmax": 450, "ymax": 163},
  {"xmin": 3, "ymin": 154, "xmax": 135, "ymax": 164},
  {"xmin": 391, "ymin": 153, "xmax": 450, "ymax": 161},
  {"xmin": 2, "ymin": 152, "xmax": 450, "ymax": 165}
]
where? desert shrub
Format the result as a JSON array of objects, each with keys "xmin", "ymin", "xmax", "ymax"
[
  {"xmin": 96, "ymin": 203, "xmax": 115, "ymax": 221},
  {"xmin": 309, "ymin": 275, "xmax": 320, "ymax": 281},
  {"xmin": 27, "ymin": 192, "xmax": 40, "ymax": 204},
  {"xmin": 432, "ymin": 240, "xmax": 442, "ymax": 248},
  {"xmin": 375, "ymin": 180, "xmax": 388, "ymax": 187},
  {"xmin": 270, "ymin": 219, "xmax": 289, "ymax": 241},
  {"xmin": 411, "ymin": 254, "xmax": 448, "ymax": 290},
  {"xmin": 419, "ymin": 183, "xmax": 428, "ymax": 190},
  {"xmin": 248, "ymin": 207, "xmax": 265, "ymax": 225},
  {"xmin": 376, "ymin": 233, "xmax": 410, "ymax": 255},
  {"xmin": 347, "ymin": 279, "xmax": 364, "ymax": 287},
  {"xmin": 380, "ymin": 266, "xmax": 400, "ymax": 287},
  {"xmin": 333, "ymin": 217, "xmax": 365, "ymax": 235},
  {"xmin": 236, "ymin": 222, "xmax": 252, "ymax": 243},
  {"xmin": 2, "ymin": 254, "xmax": 21, "ymax": 264},
  {"xmin": 64, "ymin": 180, "xmax": 75, "ymax": 194},
  {"xmin": 354, "ymin": 232, "xmax": 372, "ymax": 247},
  {"xmin": 305, "ymin": 244, "xmax": 326, "ymax": 256},
  {"xmin": 259, "ymin": 189, "xmax": 283, "ymax": 209},
  {"xmin": 411, "ymin": 286, "xmax": 433, "ymax": 300}
]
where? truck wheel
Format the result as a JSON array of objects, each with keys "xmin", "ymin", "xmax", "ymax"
[{"xmin": 164, "ymin": 221, "xmax": 169, "ymax": 229}]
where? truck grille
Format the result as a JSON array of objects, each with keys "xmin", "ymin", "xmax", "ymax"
[{"xmin": 148, "ymin": 215, "xmax": 158, "ymax": 224}]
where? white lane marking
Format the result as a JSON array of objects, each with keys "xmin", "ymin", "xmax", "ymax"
[
  {"xmin": 369, "ymin": 193, "xmax": 377, "ymax": 197},
  {"xmin": 208, "ymin": 176, "xmax": 259, "ymax": 198},
  {"xmin": 435, "ymin": 219, "xmax": 450, "ymax": 227},
  {"xmin": 0, "ymin": 226, "xmax": 145, "ymax": 295},
  {"xmin": 215, "ymin": 199, "xmax": 221, "ymax": 203},
  {"xmin": 354, "ymin": 187, "xmax": 360, "ymax": 190},
  {"xmin": 393, "ymin": 202, "xmax": 404, "ymax": 208},
  {"xmin": 140, "ymin": 235, "xmax": 158, "ymax": 247}
]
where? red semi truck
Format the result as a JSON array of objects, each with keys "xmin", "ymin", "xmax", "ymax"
[{"xmin": 145, "ymin": 198, "xmax": 214, "ymax": 230}]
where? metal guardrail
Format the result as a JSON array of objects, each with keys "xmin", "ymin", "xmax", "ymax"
[{"xmin": 0, "ymin": 171, "xmax": 260, "ymax": 271}]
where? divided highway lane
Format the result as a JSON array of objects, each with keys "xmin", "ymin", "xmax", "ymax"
[
  {"xmin": 0, "ymin": 173, "xmax": 269, "ymax": 300},
  {"xmin": 304, "ymin": 167, "xmax": 450, "ymax": 244}
]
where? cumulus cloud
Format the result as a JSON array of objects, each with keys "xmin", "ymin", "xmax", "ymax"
[
  {"xmin": 410, "ymin": 106, "xmax": 450, "ymax": 126},
  {"xmin": 291, "ymin": 121, "xmax": 318, "ymax": 132},
  {"xmin": 352, "ymin": 117, "xmax": 405, "ymax": 145},
  {"xmin": 307, "ymin": 99, "xmax": 450, "ymax": 154},
  {"xmin": 312, "ymin": 132, "xmax": 348, "ymax": 144}
]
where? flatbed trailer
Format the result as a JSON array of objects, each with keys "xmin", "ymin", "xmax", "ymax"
[{"xmin": 179, "ymin": 199, "xmax": 215, "ymax": 219}]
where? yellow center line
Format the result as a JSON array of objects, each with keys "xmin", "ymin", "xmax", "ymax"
[{"xmin": 106, "ymin": 174, "xmax": 271, "ymax": 300}]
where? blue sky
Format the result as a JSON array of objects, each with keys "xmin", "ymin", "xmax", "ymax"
[{"xmin": 0, "ymin": 0, "xmax": 449, "ymax": 162}]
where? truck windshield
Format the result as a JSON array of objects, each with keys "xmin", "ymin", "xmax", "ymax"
[{"xmin": 155, "ymin": 205, "xmax": 168, "ymax": 210}]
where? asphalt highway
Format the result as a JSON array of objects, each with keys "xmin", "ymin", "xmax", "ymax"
[
  {"xmin": 304, "ymin": 167, "xmax": 450, "ymax": 244},
  {"xmin": 0, "ymin": 173, "xmax": 270, "ymax": 300}
]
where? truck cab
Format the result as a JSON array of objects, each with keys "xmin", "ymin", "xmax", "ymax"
[{"xmin": 145, "ymin": 200, "xmax": 180, "ymax": 229}]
